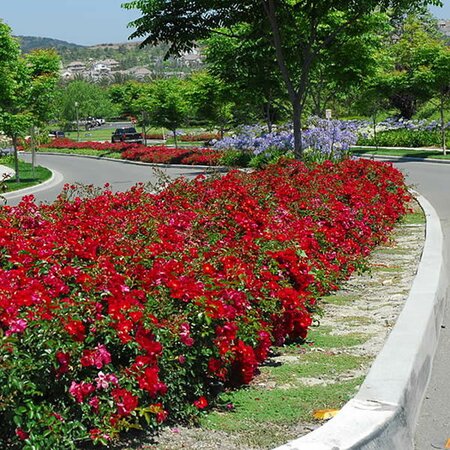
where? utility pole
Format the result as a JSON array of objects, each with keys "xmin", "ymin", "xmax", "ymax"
[{"xmin": 75, "ymin": 101, "xmax": 80, "ymax": 142}]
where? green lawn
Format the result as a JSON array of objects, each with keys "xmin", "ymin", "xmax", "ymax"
[
  {"xmin": 64, "ymin": 125, "xmax": 212, "ymax": 143},
  {"xmin": 40, "ymin": 147, "xmax": 123, "ymax": 159},
  {"xmin": 1, "ymin": 157, "xmax": 52, "ymax": 193},
  {"xmin": 351, "ymin": 146, "xmax": 450, "ymax": 160}
]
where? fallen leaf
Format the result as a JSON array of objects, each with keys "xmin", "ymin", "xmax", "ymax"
[{"xmin": 313, "ymin": 408, "xmax": 340, "ymax": 420}]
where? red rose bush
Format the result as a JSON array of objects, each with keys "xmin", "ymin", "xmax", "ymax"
[
  {"xmin": 0, "ymin": 159, "xmax": 410, "ymax": 448},
  {"xmin": 46, "ymin": 139, "xmax": 223, "ymax": 166}
]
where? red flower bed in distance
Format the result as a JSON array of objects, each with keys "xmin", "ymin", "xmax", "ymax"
[
  {"xmin": 46, "ymin": 138, "xmax": 223, "ymax": 166},
  {"xmin": 0, "ymin": 159, "xmax": 410, "ymax": 448}
]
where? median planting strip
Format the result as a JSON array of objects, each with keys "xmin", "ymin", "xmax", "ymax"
[
  {"xmin": 276, "ymin": 192, "xmax": 445, "ymax": 450},
  {"xmin": 136, "ymin": 200, "xmax": 425, "ymax": 450},
  {"xmin": 0, "ymin": 159, "xmax": 411, "ymax": 448},
  {"xmin": 38, "ymin": 139, "xmax": 224, "ymax": 166},
  {"xmin": 0, "ymin": 157, "xmax": 52, "ymax": 194}
]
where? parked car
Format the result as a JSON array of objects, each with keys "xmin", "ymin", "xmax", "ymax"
[
  {"xmin": 0, "ymin": 146, "xmax": 14, "ymax": 156},
  {"xmin": 49, "ymin": 130, "xmax": 66, "ymax": 139},
  {"xmin": 111, "ymin": 127, "xmax": 143, "ymax": 144}
]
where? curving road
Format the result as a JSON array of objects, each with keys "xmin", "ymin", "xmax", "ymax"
[
  {"xmin": 6, "ymin": 153, "xmax": 209, "ymax": 206},
  {"xmin": 5, "ymin": 153, "xmax": 450, "ymax": 448},
  {"xmin": 394, "ymin": 159, "xmax": 450, "ymax": 450}
]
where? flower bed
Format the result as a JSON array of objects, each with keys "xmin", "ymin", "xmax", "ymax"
[
  {"xmin": 0, "ymin": 159, "xmax": 410, "ymax": 448},
  {"xmin": 44, "ymin": 139, "xmax": 224, "ymax": 166},
  {"xmin": 214, "ymin": 119, "xmax": 358, "ymax": 165},
  {"xmin": 46, "ymin": 138, "xmax": 139, "ymax": 152},
  {"xmin": 121, "ymin": 146, "xmax": 223, "ymax": 165},
  {"xmin": 180, "ymin": 133, "xmax": 221, "ymax": 142}
]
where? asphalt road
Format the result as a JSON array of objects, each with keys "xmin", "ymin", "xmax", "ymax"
[
  {"xmin": 5, "ymin": 154, "xmax": 450, "ymax": 448},
  {"xmin": 6, "ymin": 153, "xmax": 209, "ymax": 206},
  {"xmin": 372, "ymin": 158, "xmax": 450, "ymax": 450}
]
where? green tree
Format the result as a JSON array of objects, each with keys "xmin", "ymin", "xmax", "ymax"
[
  {"xmin": 0, "ymin": 21, "xmax": 60, "ymax": 181},
  {"xmin": 123, "ymin": 0, "xmax": 440, "ymax": 159},
  {"xmin": 373, "ymin": 15, "xmax": 443, "ymax": 119},
  {"xmin": 307, "ymin": 13, "xmax": 390, "ymax": 118},
  {"xmin": 108, "ymin": 81, "xmax": 146, "ymax": 117},
  {"xmin": 134, "ymin": 78, "xmax": 190, "ymax": 147},
  {"xmin": 187, "ymin": 72, "xmax": 235, "ymax": 137},
  {"xmin": 56, "ymin": 80, "xmax": 118, "ymax": 129},
  {"xmin": 204, "ymin": 26, "xmax": 286, "ymax": 131},
  {"xmin": 415, "ymin": 43, "xmax": 450, "ymax": 152}
]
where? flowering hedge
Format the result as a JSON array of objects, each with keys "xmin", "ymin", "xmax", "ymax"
[
  {"xmin": 44, "ymin": 139, "xmax": 224, "ymax": 166},
  {"xmin": 144, "ymin": 133, "xmax": 165, "ymax": 140},
  {"xmin": 180, "ymin": 133, "xmax": 220, "ymax": 142},
  {"xmin": 0, "ymin": 159, "xmax": 410, "ymax": 448},
  {"xmin": 121, "ymin": 146, "xmax": 223, "ymax": 166},
  {"xmin": 45, "ymin": 138, "xmax": 140, "ymax": 153}
]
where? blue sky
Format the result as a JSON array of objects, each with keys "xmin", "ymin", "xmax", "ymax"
[
  {"xmin": 1, "ymin": 0, "xmax": 449, "ymax": 46},
  {"xmin": 1, "ymin": 0, "xmax": 140, "ymax": 46},
  {"xmin": 430, "ymin": 0, "xmax": 450, "ymax": 19}
]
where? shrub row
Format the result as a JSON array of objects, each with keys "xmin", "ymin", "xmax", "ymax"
[
  {"xmin": 0, "ymin": 159, "xmax": 410, "ymax": 448},
  {"xmin": 180, "ymin": 133, "xmax": 220, "ymax": 142},
  {"xmin": 358, "ymin": 129, "xmax": 447, "ymax": 148},
  {"xmin": 121, "ymin": 146, "xmax": 223, "ymax": 166},
  {"xmin": 44, "ymin": 139, "xmax": 224, "ymax": 166}
]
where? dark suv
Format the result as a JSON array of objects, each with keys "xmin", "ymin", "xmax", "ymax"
[
  {"xmin": 49, "ymin": 130, "xmax": 66, "ymax": 139},
  {"xmin": 111, "ymin": 127, "xmax": 143, "ymax": 144}
]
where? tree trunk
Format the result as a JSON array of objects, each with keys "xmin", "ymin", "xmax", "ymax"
[
  {"xmin": 373, "ymin": 114, "xmax": 378, "ymax": 153},
  {"xmin": 12, "ymin": 135, "xmax": 20, "ymax": 183},
  {"xmin": 265, "ymin": 102, "xmax": 273, "ymax": 133},
  {"xmin": 292, "ymin": 97, "xmax": 303, "ymax": 160},
  {"xmin": 30, "ymin": 127, "xmax": 36, "ymax": 179},
  {"xmin": 173, "ymin": 130, "xmax": 178, "ymax": 148},
  {"xmin": 391, "ymin": 93, "xmax": 416, "ymax": 120},
  {"xmin": 440, "ymin": 95, "xmax": 446, "ymax": 155},
  {"xmin": 262, "ymin": 0, "xmax": 303, "ymax": 159}
]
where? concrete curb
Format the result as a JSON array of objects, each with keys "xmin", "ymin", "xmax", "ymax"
[
  {"xmin": 353, "ymin": 153, "xmax": 450, "ymax": 165},
  {"xmin": 273, "ymin": 192, "xmax": 447, "ymax": 450},
  {"xmin": 2, "ymin": 168, "xmax": 63, "ymax": 201},
  {"xmin": 0, "ymin": 164, "xmax": 15, "ymax": 178}
]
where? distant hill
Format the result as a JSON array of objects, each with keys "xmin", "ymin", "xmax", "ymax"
[
  {"xmin": 15, "ymin": 35, "xmax": 203, "ymax": 79},
  {"xmin": 16, "ymin": 35, "xmax": 85, "ymax": 53}
]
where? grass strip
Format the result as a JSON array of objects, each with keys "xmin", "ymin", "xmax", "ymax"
[
  {"xmin": 1, "ymin": 157, "xmax": 52, "ymax": 193},
  {"xmin": 351, "ymin": 146, "xmax": 450, "ymax": 160},
  {"xmin": 39, "ymin": 147, "xmax": 123, "ymax": 159}
]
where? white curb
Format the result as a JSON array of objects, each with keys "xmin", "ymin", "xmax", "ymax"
[
  {"xmin": 2, "ymin": 169, "xmax": 63, "ymax": 201},
  {"xmin": 0, "ymin": 164, "xmax": 15, "ymax": 178},
  {"xmin": 273, "ymin": 192, "xmax": 447, "ymax": 450}
]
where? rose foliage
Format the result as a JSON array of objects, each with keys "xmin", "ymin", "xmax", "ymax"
[{"xmin": 0, "ymin": 159, "xmax": 410, "ymax": 448}]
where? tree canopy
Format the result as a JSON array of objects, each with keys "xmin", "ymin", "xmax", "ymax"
[
  {"xmin": 0, "ymin": 21, "xmax": 60, "ymax": 180},
  {"xmin": 124, "ymin": 0, "xmax": 442, "ymax": 158}
]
